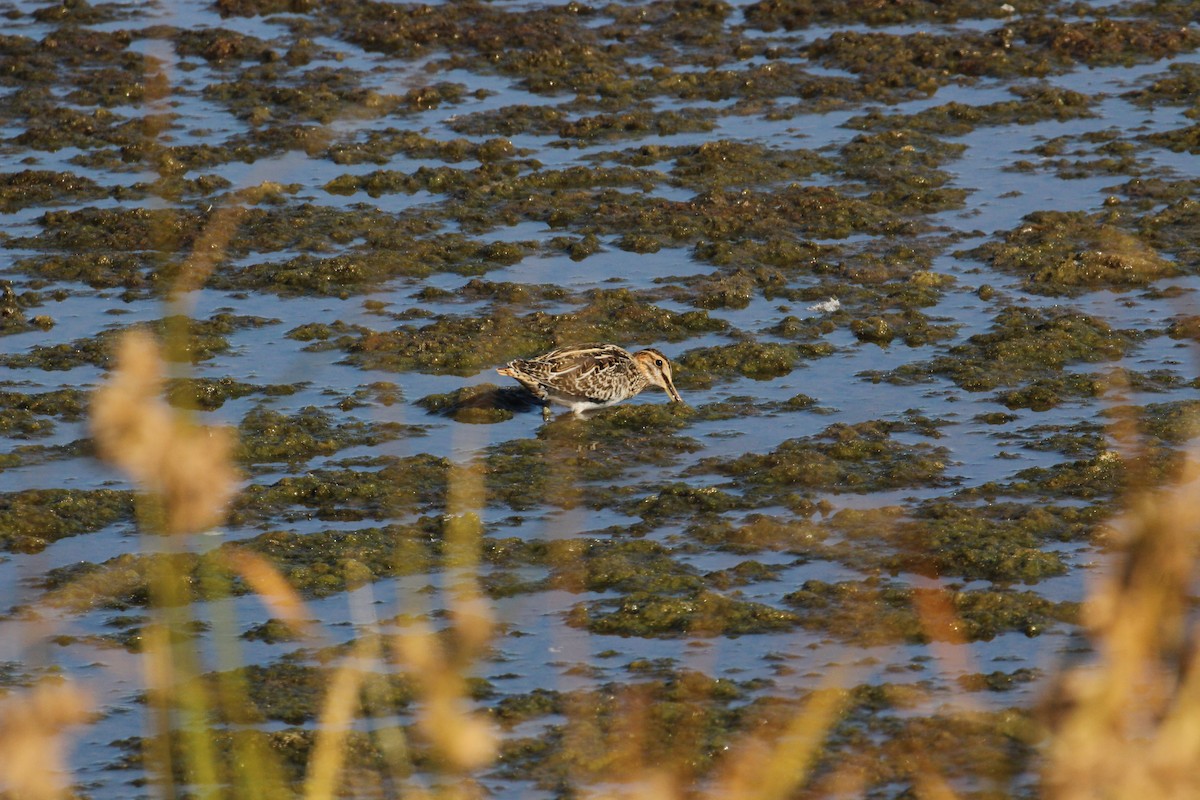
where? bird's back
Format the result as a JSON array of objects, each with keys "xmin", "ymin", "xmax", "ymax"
[{"xmin": 507, "ymin": 344, "xmax": 641, "ymax": 403}]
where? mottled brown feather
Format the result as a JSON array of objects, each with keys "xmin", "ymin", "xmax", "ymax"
[{"xmin": 497, "ymin": 343, "xmax": 680, "ymax": 414}]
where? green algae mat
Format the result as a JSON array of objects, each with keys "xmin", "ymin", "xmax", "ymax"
[{"xmin": 0, "ymin": 0, "xmax": 1198, "ymax": 796}]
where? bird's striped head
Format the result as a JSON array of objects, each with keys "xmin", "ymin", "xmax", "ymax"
[{"xmin": 632, "ymin": 349, "xmax": 682, "ymax": 402}]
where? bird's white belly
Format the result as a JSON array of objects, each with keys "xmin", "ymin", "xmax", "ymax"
[{"xmin": 557, "ymin": 395, "xmax": 622, "ymax": 415}]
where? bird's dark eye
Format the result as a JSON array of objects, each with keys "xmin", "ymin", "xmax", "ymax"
[{"xmin": 655, "ymin": 359, "xmax": 663, "ymax": 367}]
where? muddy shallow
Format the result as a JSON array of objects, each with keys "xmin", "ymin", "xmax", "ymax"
[{"xmin": 0, "ymin": 0, "xmax": 1198, "ymax": 795}]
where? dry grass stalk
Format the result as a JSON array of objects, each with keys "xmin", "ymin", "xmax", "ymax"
[
  {"xmin": 1044, "ymin": 453, "xmax": 1200, "ymax": 800},
  {"xmin": 390, "ymin": 594, "xmax": 497, "ymax": 772},
  {"xmin": 90, "ymin": 329, "xmax": 241, "ymax": 797},
  {"xmin": 386, "ymin": 460, "xmax": 497, "ymax": 775},
  {"xmin": 445, "ymin": 461, "xmax": 494, "ymax": 658},
  {"xmin": 170, "ymin": 204, "xmax": 247, "ymax": 298},
  {"xmin": 90, "ymin": 330, "xmax": 238, "ymax": 535},
  {"xmin": 420, "ymin": 647, "xmax": 496, "ymax": 771},
  {"xmin": 217, "ymin": 548, "xmax": 314, "ymax": 641},
  {"xmin": 304, "ymin": 638, "xmax": 374, "ymax": 800},
  {"xmin": 709, "ymin": 685, "xmax": 849, "ymax": 800},
  {"xmin": 0, "ymin": 680, "xmax": 92, "ymax": 800}
]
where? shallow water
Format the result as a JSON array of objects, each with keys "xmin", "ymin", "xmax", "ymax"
[{"xmin": 0, "ymin": 0, "xmax": 1198, "ymax": 794}]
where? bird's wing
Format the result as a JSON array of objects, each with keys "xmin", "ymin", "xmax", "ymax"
[{"xmin": 518, "ymin": 345, "xmax": 631, "ymax": 401}]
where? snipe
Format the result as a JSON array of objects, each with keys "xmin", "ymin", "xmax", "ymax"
[{"xmin": 497, "ymin": 343, "xmax": 682, "ymax": 417}]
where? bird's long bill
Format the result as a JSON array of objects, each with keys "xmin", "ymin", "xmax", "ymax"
[{"xmin": 663, "ymin": 378, "xmax": 682, "ymax": 403}]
